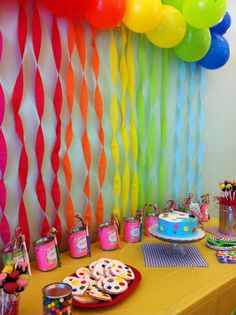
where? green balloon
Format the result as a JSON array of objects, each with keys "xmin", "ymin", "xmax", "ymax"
[
  {"xmin": 183, "ymin": 0, "xmax": 226, "ymax": 29},
  {"xmin": 162, "ymin": 0, "xmax": 185, "ymax": 12},
  {"xmin": 173, "ymin": 24, "xmax": 211, "ymax": 62}
]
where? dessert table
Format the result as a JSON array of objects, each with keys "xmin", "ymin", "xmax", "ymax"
[{"xmin": 19, "ymin": 218, "xmax": 236, "ymax": 315}]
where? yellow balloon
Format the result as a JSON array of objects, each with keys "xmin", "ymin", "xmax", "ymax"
[
  {"xmin": 146, "ymin": 5, "xmax": 186, "ymax": 48},
  {"xmin": 123, "ymin": 0, "xmax": 162, "ymax": 33}
]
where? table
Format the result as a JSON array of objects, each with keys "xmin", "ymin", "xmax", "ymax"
[{"xmin": 19, "ymin": 219, "xmax": 236, "ymax": 315}]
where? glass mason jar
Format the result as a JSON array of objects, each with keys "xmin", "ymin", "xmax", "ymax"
[{"xmin": 0, "ymin": 290, "xmax": 20, "ymax": 315}]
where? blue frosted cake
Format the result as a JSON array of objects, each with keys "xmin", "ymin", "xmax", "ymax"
[{"xmin": 157, "ymin": 211, "xmax": 198, "ymax": 238}]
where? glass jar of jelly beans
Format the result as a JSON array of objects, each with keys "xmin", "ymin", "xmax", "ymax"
[{"xmin": 42, "ymin": 282, "xmax": 73, "ymax": 315}]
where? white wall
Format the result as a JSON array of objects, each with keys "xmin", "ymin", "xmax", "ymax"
[{"xmin": 203, "ymin": 0, "xmax": 236, "ymax": 216}]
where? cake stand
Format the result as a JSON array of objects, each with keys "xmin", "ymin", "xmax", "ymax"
[{"xmin": 149, "ymin": 225, "xmax": 205, "ymax": 256}]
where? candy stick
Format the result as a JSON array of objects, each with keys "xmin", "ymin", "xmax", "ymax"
[
  {"xmin": 21, "ymin": 236, "xmax": 31, "ymax": 276},
  {"xmin": 85, "ymin": 223, "xmax": 91, "ymax": 257},
  {"xmin": 51, "ymin": 228, "xmax": 61, "ymax": 267}
]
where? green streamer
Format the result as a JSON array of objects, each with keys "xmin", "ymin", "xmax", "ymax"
[
  {"xmin": 158, "ymin": 49, "xmax": 168, "ymax": 206},
  {"xmin": 137, "ymin": 35, "xmax": 146, "ymax": 207},
  {"xmin": 147, "ymin": 47, "xmax": 158, "ymax": 202}
]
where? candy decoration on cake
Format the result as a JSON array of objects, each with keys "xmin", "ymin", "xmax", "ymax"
[
  {"xmin": 127, "ymin": 30, "xmax": 139, "ymax": 216},
  {"xmin": 64, "ymin": 20, "xmax": 76, "ymax": 231},
  {"xmin": 110, "ymin": 29, "xmax": 121, "ymax": 220},
  {"xmin": 91, "ymin": 27, "xmax": 106, "ymax": 227},
  {"xmin": 167, "ymin": 200, "xmax": 177, "ymax": 212},
  {"xmin": 12, "ymin": 0, "xmax": 30, "ymax": 249},
  {"xmin": 0, "ymin": 31, "xmax": 10, "ymax": 246},
  {"xmin": 51, "ymin": 17, "xmax": 63, "ymax": 245},
  {"xmin": 32, "ymin": 3, "xmax": 50, "ymax": 239},
  {"xmin": 76, "ymin": 21, "xmax": 92, "ymax": 231}
]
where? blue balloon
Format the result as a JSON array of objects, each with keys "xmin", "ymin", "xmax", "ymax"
[
  {"xmin": 210, "ymin": 11, "xmax": 231, "ymax": 35},
  {"xmin": 198, "ymin": 33, "xmax": 230, "ymax": 70}
]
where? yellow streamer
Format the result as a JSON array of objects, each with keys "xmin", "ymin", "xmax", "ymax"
[
  {"xmin": 120, "ymin": 25, "xmax": 130, "ymax": 218},
  {"xmin": 110, "ymin": 30, "xmax": 121, "ymax": 220},
  {"xmin": 127, "ymin": 30, "xmax": 138, "ymax": 215}
]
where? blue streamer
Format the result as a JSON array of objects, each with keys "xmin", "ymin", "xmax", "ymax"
[
  {"xmin": 196, "ymin": 66, "xmax": 206, "ymax": 197},
  {"xmin": 174, "ymin": 60, "xmax": 186, "ymax": 200},
  {"xmin": 187, "ymin": 63, "xmax": 197, "ymax": 193}
]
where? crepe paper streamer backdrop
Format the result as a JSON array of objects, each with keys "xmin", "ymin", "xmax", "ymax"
[
  {"xmin": 0, "ymin": 31, "xmax": 10, "ymax": 245},
  {"xmin": 137, "ymin": 35, "xmax": 147, "ymax": 208},
  {"xmin": 64, "ymin": 20, "xmax": 76, "ymax": 231},
  {"xmin": 110, "ymin": 30, "xmax": 121, "ymax": 220},
  {"xmin": 12, "ymin": 2, "xmax": 30, "ymax": 249},
  {"xmin": 174, "ymin": 60, "xmax": 186, "ymax": 200},
  {"xmin": 32, "ymin": 4, "xmax": 50, "ymax": 238},
  {"xmin": 157, "ymin": 49, "xmax": 168, "ymax": 206},
  {"xmin": 187, "ymin": 63, "xmax": 197, "ymax": 194},
  {"xmin": 196, "ymin": 66, "xmax": 206, "ymax": 197},
  {"xmin": 76, "ymin": 21, "xmax": 92, "ymax": 230},
  {"xmin": 127, "ymin": 30, "xmax": 138, "ymax": 216},
  {"xmin": 91, "ymin": 27, "xmax": 106, "ymax": 226},
  {"xmin": 147, "ymin": 45, "xmax": 158, "ymax": 203},
  {"xmin": 120, "ymin": 25, "xmax": 130, "ymax": 219},
  {"xmin": 51, "ymin": 17, "xmax": 62, "ymax": 245}
]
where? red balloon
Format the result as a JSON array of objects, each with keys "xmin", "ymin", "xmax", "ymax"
[
  {"xmin": 84, "ymin": 0, "xmax": 126, "ymax": 29},
  {"xmin": 39, "ymin": 0, "xmax": 89, "ymax": 18}
]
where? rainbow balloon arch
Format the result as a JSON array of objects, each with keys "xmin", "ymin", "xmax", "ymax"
[{"xmin": 37, "ymin": 0, "xmax": 231, "ymax": 70}]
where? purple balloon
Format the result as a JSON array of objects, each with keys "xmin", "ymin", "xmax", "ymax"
[
  {"xmin": 210, "ymin": 11, "xmax": 231, "ymax": 35},
  {"xmin": 198, "ymin": 33, "xmax": 230, "ymax": 70}
]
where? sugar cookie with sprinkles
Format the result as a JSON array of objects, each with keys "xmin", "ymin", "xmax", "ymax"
[
  {"xmin": 88, "ymin": 288, "xmax": 112, "ymax": 301},
  {"xmin": 63, "ymin": 276, "xmax": 89, "ymax": 296},
  {"xmin": 111, "ymin": 264, "xmax": 135, "ymax": 280},
  {"xmin": 73, "ymin": 292, "xmax": 98, "ymax": 304},
  {"xmin": 92, "ymin": 262, "xmax": 105, "ymax": 280},
  {"xmin": 102, "ymin": 276, "xmax": 128, "ymax": 294},
  {"xmin": 75, "ymin": 267, "xmax": 91, "ymax": 279},
  {"xmin": 89, "ymin": 260, "xmax": 98, "ymax": 271}
]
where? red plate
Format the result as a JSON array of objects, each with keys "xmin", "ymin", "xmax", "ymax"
[{"xmin": 72, "ymin": 265, "xmax": 142, "ymax": 308}]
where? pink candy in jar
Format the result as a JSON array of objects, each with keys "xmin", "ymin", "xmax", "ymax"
[
  {"xmin": 68, "ymin": 214, "xmax": 91, "ymax": 258},
  {"xmin": 123, "ymin": 217, "xmax": 141, "ymax": 243},
  {"xmin": 144, "ymin": 213, "xmax": 159, "ymax": 237},
  {"xmin": 98, "ymin": 222, "xmax": 120, "ymax": 250}
]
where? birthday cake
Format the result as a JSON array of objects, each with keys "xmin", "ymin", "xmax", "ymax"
[{"xmin": 157, "ymin": 211, "xmax": 198, "ymax": 238}]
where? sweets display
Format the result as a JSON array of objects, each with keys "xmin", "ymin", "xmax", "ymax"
[
  {"xmin": 157, "ymin": 211, "xmax": 198, "ymax": 238},
  {"xmin": 62, "ymin": 258, "xmax": 136, "ymax": 305},
  {"xmin": 42, "ymin": 283, "xmax": 73, "ymax": 315}
]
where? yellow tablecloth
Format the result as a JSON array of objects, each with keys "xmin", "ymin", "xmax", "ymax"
[{"xmin": 19, "ymin": 219, "xmax": 236, "ymax": 315}]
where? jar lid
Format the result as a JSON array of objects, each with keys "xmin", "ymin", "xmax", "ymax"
[
  {"xmin": 42, "ymin": 283, "xmax": 72, "ymax": 299},
  {"xmin": 32, "ymin": 236, "xmax": 54, "ymax": 247},
  {"xmin": 124, "ymin": 217, "xmax": 138, "ymax": 222}
]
